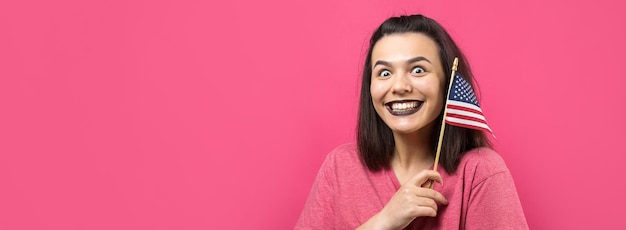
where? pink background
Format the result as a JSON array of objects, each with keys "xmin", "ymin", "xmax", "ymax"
[{"xmin": 1, "ymin": 0, "xmax": 624, "ymax": 229}]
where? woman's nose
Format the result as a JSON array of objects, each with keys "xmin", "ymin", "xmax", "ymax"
[{"xmin": 391, "ymin": 74, "xmax": 412, "ymax": 94}]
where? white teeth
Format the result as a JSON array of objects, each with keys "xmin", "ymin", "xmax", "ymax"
[{"xmin": 390, "ymin": 102, "xmax": 418, "ymax": 111}]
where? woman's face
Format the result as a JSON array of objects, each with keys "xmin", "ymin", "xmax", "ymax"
[{"xmin": 370, "ymin": 32, "xmax": 446, "ymax": 135}]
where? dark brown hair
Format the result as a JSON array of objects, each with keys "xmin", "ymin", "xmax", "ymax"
[{"xmin": 357, "ymin": 14, "xmax": 491, "ymax": 174}]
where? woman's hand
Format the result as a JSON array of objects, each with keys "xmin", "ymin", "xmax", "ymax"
[{"xmin": 358, "ymin": 170, "xmax": 448, "ymax": 230}]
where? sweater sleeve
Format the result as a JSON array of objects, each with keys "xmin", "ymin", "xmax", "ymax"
[
  {"xmin": 464, "ymin": 153, "xmax": 529, "ymax": 230},
  {"xmin": 294, "ymin": 150, "xmax": 338, "ymax": 230}
]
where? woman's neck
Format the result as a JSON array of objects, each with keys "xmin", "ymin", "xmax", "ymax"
[
  {"xmin": 392, "ymin": 131, "xmax": 434, "ymax": 169},
  {"xmin": 390, "ymin": 127, "xmax": 436, "ymax": 185}
]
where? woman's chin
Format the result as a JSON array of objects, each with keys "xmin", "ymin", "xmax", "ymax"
[
  {"xmin": 388, "ymin": 121, "xmax": 436, "ymax": 136},
  {"xmin": 389, "ymin": 126, "xmax": 421, "ymax": 135}
]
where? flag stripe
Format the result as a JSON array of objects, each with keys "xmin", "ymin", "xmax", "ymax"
[
  {"xmin": 446, "ymin": 108, "xmax": 486, "ymax": 121},
  {"xmin": 446, "ymin": 113, "xmax": 488, "ymax": 125},
  {"xmin": 445, "ymin": 116, "xmax": 492, "ymax": 132},
  {"xmin": 447, "ymin": 101, "xmax": 483, "ymax": 115},
  {"xmin": 445, "ymin": 120, "xmax": 493, "ymax": 133}
]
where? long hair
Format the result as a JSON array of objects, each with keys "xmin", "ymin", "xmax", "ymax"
[{"xmin": 357, "ymin": 14, "xmax": 491, "ymax": 174}]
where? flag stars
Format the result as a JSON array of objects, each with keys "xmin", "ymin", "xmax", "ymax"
[{"xmin": 449, "ymin": 74, "xmax": 481, "ymax": 106}]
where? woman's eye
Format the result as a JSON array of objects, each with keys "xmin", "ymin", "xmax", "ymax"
[
  {"xmin": 411, "ymin": 67, "xmax": 425, "ymax": 74},
  {"xmin": 379, "ymin": 70, "xmax": 391, "ymax": 77}
]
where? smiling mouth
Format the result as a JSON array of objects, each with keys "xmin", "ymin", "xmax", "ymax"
[{"xmin": 385, "ymin": 100, "xmax": 423, "ymax": 116}]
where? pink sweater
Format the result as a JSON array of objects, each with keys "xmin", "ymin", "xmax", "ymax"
[{"xmin": 295, "ymin": 143, "xmax": 528, "ymax": 229}]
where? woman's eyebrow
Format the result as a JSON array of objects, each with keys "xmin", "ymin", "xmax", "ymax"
[
  {"xmin": 373, "ymin": 60, "xmax": 391, "ymax": 68},
  {"xmin": 373, "ymin": 56, "xmax": 431, "ymax": 68}
]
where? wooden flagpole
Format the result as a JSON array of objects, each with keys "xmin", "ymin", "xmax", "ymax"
[{"xmin": 430, "ymin": 57, "xmax": 459, "ymax": 189}]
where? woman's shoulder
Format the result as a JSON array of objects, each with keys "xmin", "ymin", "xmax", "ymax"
[
  {"xmin": 324, "ymin": 143, "xmax": 361, "ymax": 166},
  {"xmin": 316, "ymin": 143, "xmax": 373, "ymax": 179},
  {"xmin": 457, "ymin": 147, "xmax": 511, "ymax": 182}
]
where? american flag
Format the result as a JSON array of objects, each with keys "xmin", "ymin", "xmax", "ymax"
[{"xmin": 445, "ymin": 73, "xmax": 493, "ymax": 134}]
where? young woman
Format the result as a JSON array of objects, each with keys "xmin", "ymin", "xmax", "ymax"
[{"xmin": 296, "ymin": 14, "xmax": 528, "ymax": 229}]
